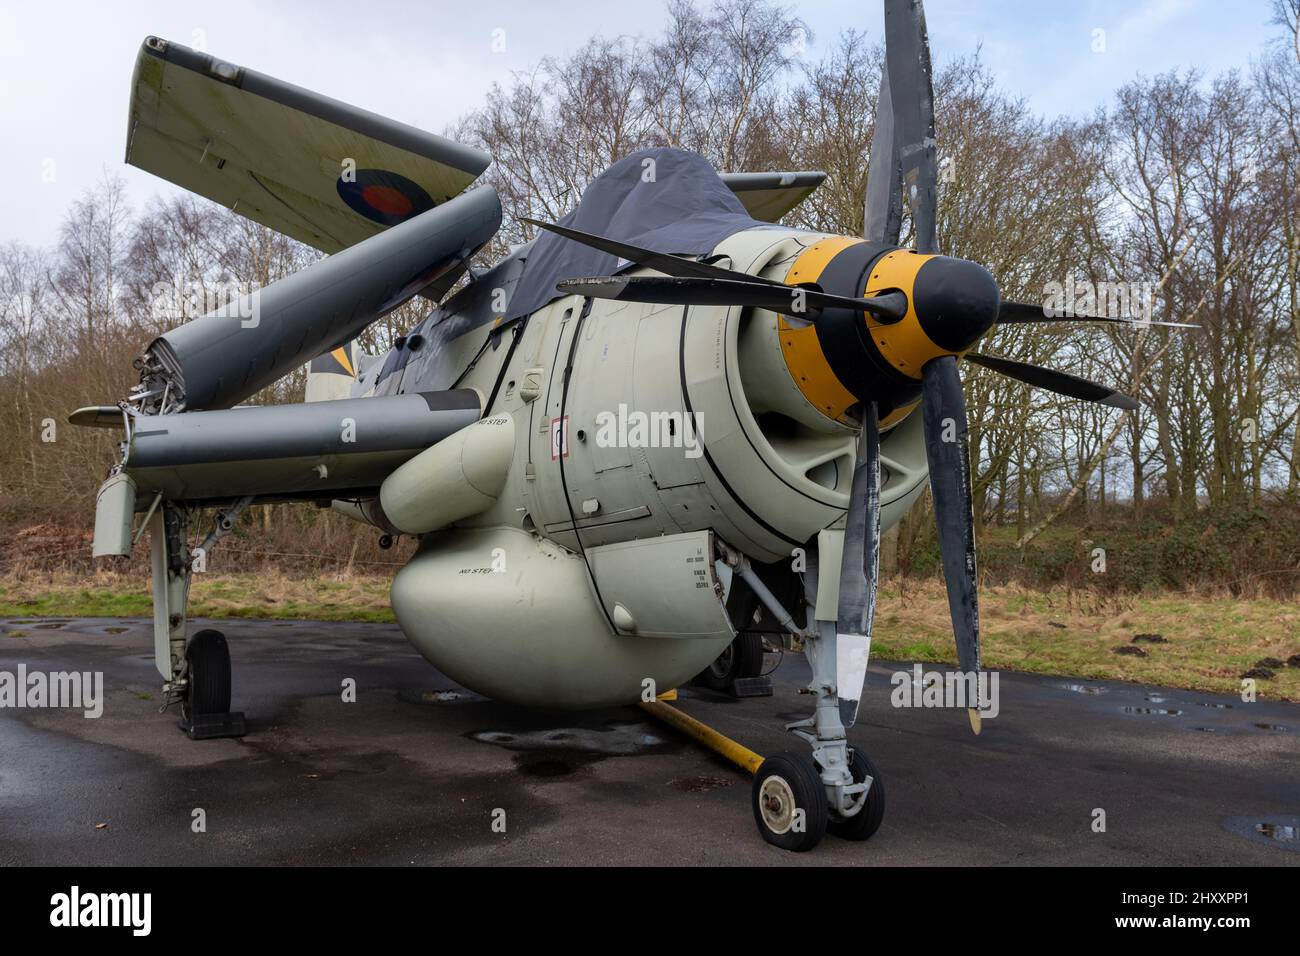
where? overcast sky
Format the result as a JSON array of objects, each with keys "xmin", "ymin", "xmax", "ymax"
[{"xmin": 0, "ymin": 0, "xmax": 1281, "ymax": 247}]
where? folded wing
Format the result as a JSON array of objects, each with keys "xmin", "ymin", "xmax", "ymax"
[{"xmin": 126, "ymin": 36, "xmax": 491, "ymax": 252}]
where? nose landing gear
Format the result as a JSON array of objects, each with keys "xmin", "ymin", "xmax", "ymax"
[
  {"xmin": 149, "ymin": 500, "xmax": 248, "ymax": 740},
  {"xmin": 725, "ymin": 532, "xmax": 887, "ymax": 851}
]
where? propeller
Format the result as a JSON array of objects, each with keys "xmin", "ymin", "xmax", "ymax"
[
  {"xmin": 526, "ymin": 218, "xmax": 908, "ymax": 322},
  {"xmin": 840, "ymin": 1, "xmax": 1166, "ymax": 734},
  {"xmin": 858, "ymin": 0, "xmax": 983, "ymax": 731}
]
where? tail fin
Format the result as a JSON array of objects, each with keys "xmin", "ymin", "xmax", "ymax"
[{"xmin": 306, "ymin": 341, "xmax": 360, "ymax": 403}]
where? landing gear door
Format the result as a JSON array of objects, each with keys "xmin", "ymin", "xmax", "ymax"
[{"xmin": 584, "ymin": 530, "xmax": 735, "ymax": 639}]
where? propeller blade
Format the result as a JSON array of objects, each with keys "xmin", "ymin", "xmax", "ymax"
[
  {"xmin": 864, "ymin": 63, "xmax": 903, "ymax": 244},
  {"xmin": 836, "ymin": 402, "xmax": 882, "ymax": 728},
  {"xmin": 556, "ymin": 275, "xmax": 908, "ymax": 322},
  {"xmin": 884, "ymin": 0, "xmax": 939, "ymax": 254},
  {"xmin": 964, "ymin": 352, "xmax": 1139, "ymax": 410},
  {"xmin": 522, "ymin": 217, "xmax": 787, "ymax": 288},
  {"xmin": 997, "ymin": 299, "xmax": 1200, "ymax": 329},
  {"xmin": 920, "ymin": 355, "xmax": 982, "ymax": 728}
]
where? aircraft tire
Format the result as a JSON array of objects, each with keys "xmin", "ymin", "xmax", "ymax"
[
  {"xmin": 827, "ymin": 748, "xmax": 885, "ymax": 841},
  {"xmin": 183, "ymin": 629, "xmax": 232, "ymax": 719},
  {"xmin": 698, "ymin": 631, "xmax": 764, "ymax": 691},
  {"xmin": 751, "ymin": 752, "xmax": 828, "ymax": 852}
]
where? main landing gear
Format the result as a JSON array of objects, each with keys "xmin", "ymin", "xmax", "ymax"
[
  {"xmin": 180, "ymin": 628, "xmax": 245, "ymax": 739},
  {"xmin": 150, "ymin": 499, "xmax": 248, "ymax": 740}
]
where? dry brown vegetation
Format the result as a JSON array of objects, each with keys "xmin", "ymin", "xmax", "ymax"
[{"xmin": 5, "ymin": 571, "xmax": 1296, "ymax": 700}]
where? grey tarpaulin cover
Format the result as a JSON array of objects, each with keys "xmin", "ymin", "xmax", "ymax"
[{"xmin": 505, "ymin": 147, "xmax": 774, "ymax": 321}]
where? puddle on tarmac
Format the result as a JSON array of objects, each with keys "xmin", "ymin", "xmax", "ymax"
[
  {"xmin": 1222, "ymin": 815, "xmax": 1300, "ymax": 852},
  {"xmin": 472, "ymin": 720, "xmax": 674, "ymax": 780},
  {"xmin": 1197, "ymin": 701, "xmax": 1233, "ymax": 710},
  {"xmin": 1254, "ymin": 723, "xmax": 1289, "ymax": 731},
  {"xmin": 1121, "ymin": 706, "xmax": 1182, "ymax": 716},
  {"xmin": 1256, "ymin": 822, "xmax": 1298, "ymax": 842},
  {"xmin": 1061, "ymin": 683, "xmax": 1108, "ymax": 695},
  {"xmin": 471, "ymin": 722, "xmax": 666, "ymax": 756},
  {"xmin": 422, "ymin": 690, "xmax": 466, "ymax": 704},
  {"xmin": 104, "ymin": 627, "xmax": 129, "ymax": 634}
]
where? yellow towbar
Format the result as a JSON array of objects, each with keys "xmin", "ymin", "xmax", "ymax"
[{"xmin": 637, "ymin": 698, "xmax": 765, "ymax": 776}]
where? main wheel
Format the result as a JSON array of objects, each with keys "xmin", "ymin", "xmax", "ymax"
[
  {"xmin": 182, "ymin": 629, "xmax": 231, "ymax": 721},
  {"xmin": 751, "ymin": 752, "xmax": 828, "ymax": 852},
  {"xmin": 827, "ymin": 748, "xmax": 886, "ymax": 841},
  {"xmin": 698, "ymin": 631, "xmax": 764, "ymax": 691}
]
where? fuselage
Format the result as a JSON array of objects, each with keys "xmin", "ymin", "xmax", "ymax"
[{"xmin": 369, "ymin": 225, "xmax": 932, "ymax": 707}]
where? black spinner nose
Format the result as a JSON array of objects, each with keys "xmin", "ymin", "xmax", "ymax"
[{"xmin": 911, "ymin": 256, "xmax": 1001, "ymax": 353}]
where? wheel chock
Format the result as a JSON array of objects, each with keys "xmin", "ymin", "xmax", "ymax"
[
  {"xmin": 730, "ymin": 676, "xmax": 772, "ymax": 698},
  {"xmin": 180, "ymin": 711, "xmax": 247, "ymax": 740}
]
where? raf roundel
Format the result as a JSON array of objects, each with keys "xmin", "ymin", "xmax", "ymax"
[{"xmin": 337, "ymin": 169, "xmax": 435, "ymax": 226}]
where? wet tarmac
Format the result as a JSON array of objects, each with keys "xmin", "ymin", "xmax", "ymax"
[{"xmin": 1, "ymin": 617, "xmax": 1297, "ymax": 865}]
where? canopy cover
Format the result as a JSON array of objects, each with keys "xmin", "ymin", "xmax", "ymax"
[{"xmin": 506, "ymin": 148, "xmax": 772, "ymax": 321}]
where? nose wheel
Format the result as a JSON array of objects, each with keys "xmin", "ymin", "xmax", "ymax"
[
  {"xmin": 751, "ymin": 752, "xmax": 829, "ymax": 852},
  {"xmin": 751, "ymin": 748, "xmax": 885, "ymax": 850}
]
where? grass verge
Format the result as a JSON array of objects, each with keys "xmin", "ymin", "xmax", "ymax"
[{"xmin": 3, "ymin": 572, "xmax": 1297, "ymax": 700}]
